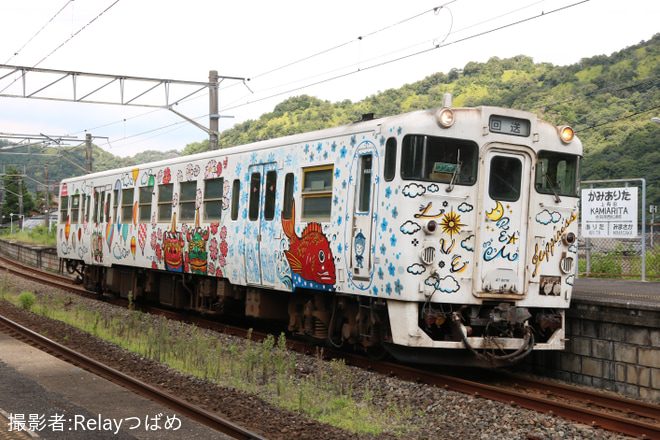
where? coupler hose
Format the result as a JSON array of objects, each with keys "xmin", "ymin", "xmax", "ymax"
[{"xmin": 452, "ymin": 314, "xmax": 535, "ymax": 363}]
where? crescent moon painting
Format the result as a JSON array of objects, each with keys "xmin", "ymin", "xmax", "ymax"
[{"xmin": 486, "ymin": 201, "xmax": 504, "ymax": 221}]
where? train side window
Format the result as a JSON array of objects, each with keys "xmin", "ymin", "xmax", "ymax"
[
  {"xmin": 96, "ymin": 190, "xmax": 106, "ymax": 223},
  {"xmin": 204, "ymin": 178, "xmax": 224, "ymax": 221},
  {"xmin": 384, "ymin": 137, "xmax": 397, "ymax": 181},
  {"xmin": 248, "ymin": 172, "xmax": 261, "ymax": 221},
  {"xmin": 121, "ymin": 189, "xmax": 134, "ymax": 222},
  {"xmin": 104, "ymin": 192, "xmax": 111, "ymax": 223},
  {"xmin": 282, "ymin": 173, "xmax": 294, "ymax": 220},
  {"xmin": 138, "ymin": 184, "xmax": 153, "ymax": 223},
  {"xmin": 158, "ymin": 183, "xmax": 173, "ymax": 222},
  {"xmin": 357, "ymin": 154, "xmax": 372, "ymax": 213},
  {"xmin": 231, "ymin": 179, "xmax": 240, "ymax": 221},
  {"xmin": 84, "ymin": 195, "xmax": 91, "ymax": 224},
  {"xmin": 70, "ymin": 195, "xmax": 79, "ymax": 224},
  {"xmin": 180, "ymin": 181, "xmax": 197, "ymax": 222},
  {"xmin": 264, "ymin": 170, "xmax": 277, "ymax": 221},
  {"xmin": 489, "ymin": 156, "xmax": 522, "ymax": 202},
  {"xmin": 113, "ymin": 188, "xmax": 120, "ymax": 222},
  {"xmin": 301, "ymin": 165, "xmax": 333, "ymax": 221},
  {"xmin": 92, "ymin": 191, "xmax": 101, "ymax": 223},
  {"xmin": 60, "ymin": 196, "xmax": 69, "ymax": 223}
]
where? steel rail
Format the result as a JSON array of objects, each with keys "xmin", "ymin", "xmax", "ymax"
[
  {"xmin": 0, "ymin": 314, "xmax": 268, "ymax": 440},
  {"xmin": 365, "ymin": 362, "xmax": 660, "ymax": 440},
  {"xmin": 2, "ymin": 251, "xmax": 658, "ymax": 438},
  {"xmin": 500, "ymin": 373, "xmax": 660, "ymax": 422}
]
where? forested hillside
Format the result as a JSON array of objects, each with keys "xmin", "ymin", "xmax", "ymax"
[{"xmin": 2, "ymin": 34, "xmax": 659, "ymax": 215}]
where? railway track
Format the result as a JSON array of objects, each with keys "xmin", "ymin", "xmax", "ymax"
[
  {"xmin": 2, "ymin": 254, "xmax": 659, "ymax": 439},
  {"xmin": 0, "ymin": 313, "xmax": 267, "ymax": 440},
  {"xmin": 0, "ymin": 253, "xmax": 87, "ymax": 296},
  {"xmin": 322, "ymin": 350, "xmax": 660, "ymax": 439}
]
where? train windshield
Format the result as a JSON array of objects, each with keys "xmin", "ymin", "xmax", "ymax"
[
  {"xmin": 401, "ymin": 135, "xmax": 477, "ymax": 185},
  {"xmin": 535, "ymin": 151, "xmax": 579, "ymax": 197}
]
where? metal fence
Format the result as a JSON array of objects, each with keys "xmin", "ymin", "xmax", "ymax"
[{"xmin": 578, "ymin": 223, "xmax": 660, "ymax": 280}]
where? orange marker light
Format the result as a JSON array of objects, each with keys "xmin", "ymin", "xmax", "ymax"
[
  {"xmin": 437, "ymin": 108, "xmax": 455, "ymax": 128},
  {"xmin": 560, "ymin": 126, "xmax": 574, "ymax": 143}
]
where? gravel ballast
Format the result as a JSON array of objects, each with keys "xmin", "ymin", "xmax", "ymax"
[{"xmin": 0, "ymin": 272, "xmax": 636, "ymax": 440}]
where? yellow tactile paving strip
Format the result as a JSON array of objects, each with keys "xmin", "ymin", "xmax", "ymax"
[{"xmin": 0, "ymin": 410, "xmax": 36, "ymax": 440}]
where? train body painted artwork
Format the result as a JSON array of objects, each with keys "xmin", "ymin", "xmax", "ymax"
[{"xmin": 57, "ymin": 94, "xmax": 582, "ymax": 366}]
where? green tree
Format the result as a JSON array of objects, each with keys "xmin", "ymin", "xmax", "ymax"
[{"xmin": 2, "ymin": 166, "xmax": 35, "ymax": 225}]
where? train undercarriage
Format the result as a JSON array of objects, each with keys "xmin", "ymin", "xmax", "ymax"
[
  {"xmin": 69, "ymin": 260, "xmax": 560, "ymax": 366},
  {"xmin": 70, "ymin": 261, "xmax": 390, "ymax": 354}
]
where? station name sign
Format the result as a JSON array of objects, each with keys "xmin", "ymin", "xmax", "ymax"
[{"xmin": 581, "ymin": 187, "xmax": 638, "ymax": 238}]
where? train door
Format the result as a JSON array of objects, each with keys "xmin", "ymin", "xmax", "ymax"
[
  {"xmin": 476, "ymin": 148, "xmax": 531, "ymax": 296},
  {"xmin": 347, "ymin": 140, "xmax": 379, "ymax": 282},
  {"xmin": 245, "ymin": 163, "xmax": 277, "ymax": 286}
]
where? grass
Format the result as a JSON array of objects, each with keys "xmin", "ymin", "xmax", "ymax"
[
  {"xmin": 0, "ymin": 226, "xmax": 56, "ymax": 246},
  {"xmin": 578, "ymin": 244, "xmax": 660, "ymax": 279},
  {"xmin": 0, "ymin": 276, "xmax": 416, "ymax": 436}
]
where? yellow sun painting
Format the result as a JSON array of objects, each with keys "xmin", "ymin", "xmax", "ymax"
[{"xmin": 440, "ymin": 210, "xmax": 466, "ymax": 237}]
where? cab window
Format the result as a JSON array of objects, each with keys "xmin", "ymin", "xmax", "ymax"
[
  {"xmin": 401, "ymin": 135, "xmax": 477, "ymax": 185},
  {"xmin": 536, "ymin": 151, "xmax": 579, "ymax": 197}
]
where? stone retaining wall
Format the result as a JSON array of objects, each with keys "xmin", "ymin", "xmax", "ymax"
[
  {"xmin": 524, "ymin": 299, "xmax": 660, "ymax": 401},
  {"xmin": 0, "ymin": 239, "xmax": 60, "ymax": 273}
]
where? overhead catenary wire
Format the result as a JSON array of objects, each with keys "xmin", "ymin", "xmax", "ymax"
[
  {"xmin": 219, "ymin": 0, "xmax": 591, "ymax": 114},
  {"xmin": 32, "ymin": 0, "xmax": 122, "ymax": 68},
  {"xmin": 79, "ymin": 2, "xmax": 458, "ymax": 149},
  {"xmin": 27, "ymin": 0, "xmax": 602, "ymax": 152},
  {"xmin": 4, "ymin": 0, "xmax": 73, "ymax": 64},
  {"xmin": 0, "ymin": 0, "xmax": 122, "ymax": 96},
  {"xmin": 249, "ymin": 1, "xmax": 458, "ymax": 82}
]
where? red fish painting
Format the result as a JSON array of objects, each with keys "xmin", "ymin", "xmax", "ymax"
[{"xmin": 282, "ymin": 202, "xmax": 336, "ymax": 285}]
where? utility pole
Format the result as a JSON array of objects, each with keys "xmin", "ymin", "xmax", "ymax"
[
  {"xmin": 209, "ymin": 70, "xmax": 219, "ymax": 151},
  {"xmin": 18, "ymin": 173, "xmax": 23, "ymax": 230},
  {"xmin": 85, "ymin": 133, "xmax": 93, "ymax": 173},
  {"xmin": 44, "ymin": 163, "xmax": 50, "ymax": 229}
]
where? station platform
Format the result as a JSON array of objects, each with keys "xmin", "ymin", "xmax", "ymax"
[
  {"xmin": 0, "ymin": 332, "xmax": 230, "ymax": 440},
  {"xmin": 573, "ymin": 277, "xmax": 660, "ymax": 309}
]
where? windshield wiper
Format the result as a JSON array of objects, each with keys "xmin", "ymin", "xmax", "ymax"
[
  {"xmin": 446, "ymin": 150, "xmax": 461, "ymax": 193},
  {"xmin": 544, "ymin": 173, "xmax": 561, "ymax": 203}
]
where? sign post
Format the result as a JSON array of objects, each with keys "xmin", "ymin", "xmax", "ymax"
[{"xmin": 651, "ymin": 205, "xmax": 657, "ymax": 248}]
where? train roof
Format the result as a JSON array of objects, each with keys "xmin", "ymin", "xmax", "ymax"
[
  {"xmin": 60, "ymin": 105, "xmax": 580, "ymax": 185},
  {"xmin": 60, "ymin": 110, "xmax": 400, "ymax": 184}
]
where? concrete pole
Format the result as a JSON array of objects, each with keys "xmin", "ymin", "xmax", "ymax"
[
  {"xmin": 85, "ymin": 133, "xmax": 93, "ymax": 173},
  {"xmin": 209, "ymin": 70, "xmax": 219, "ymax": 150},
  {"xmin": 44, "ymin": 163, "xmax": 50, "ymax": 228},
  {"xmin": 18, "ymin": 174, "xmax": 23, "ymax": 231}
]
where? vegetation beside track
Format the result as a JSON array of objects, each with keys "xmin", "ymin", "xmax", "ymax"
[
  {"xmin": 0, "ymin": 274, "xmax": 417, "ymax": 437},
  {"xmin": 0, "ymin": 226, "xmax": 56, "ymax": 246}
]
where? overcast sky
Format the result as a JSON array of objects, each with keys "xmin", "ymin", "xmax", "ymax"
[{"xmin": 0, "ymin": 0, "xmax": 658, "ymax": 158}]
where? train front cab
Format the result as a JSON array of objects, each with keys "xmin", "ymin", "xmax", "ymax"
[{"xmin": 383, "ymin": 102, "xmax": 581, "ymax": 367}]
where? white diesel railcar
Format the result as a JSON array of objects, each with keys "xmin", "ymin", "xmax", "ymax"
[{"xmin": 58, "ymin": 94, "xmax": 581, "ymax": 366}]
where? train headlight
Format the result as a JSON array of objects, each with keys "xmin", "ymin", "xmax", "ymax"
[
  {"xmin": 436, "ymin": 108, "xmax": 455, "ymax": 128},
  {"xmin": 562, "ymin": 232, "xmax": 576, "ymax": 246},
  {"xmin": 559, "ymin": 126, "xmax": 574, "ymax": 144}
]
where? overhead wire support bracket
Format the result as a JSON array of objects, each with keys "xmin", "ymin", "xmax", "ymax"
[
  {"xmin": 0, "ymin": 64, "xmax": 246, "ymax": 150},
  {"xmin": 0, "ymin": 64, "xmax": 244, "ymax": 109}
]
